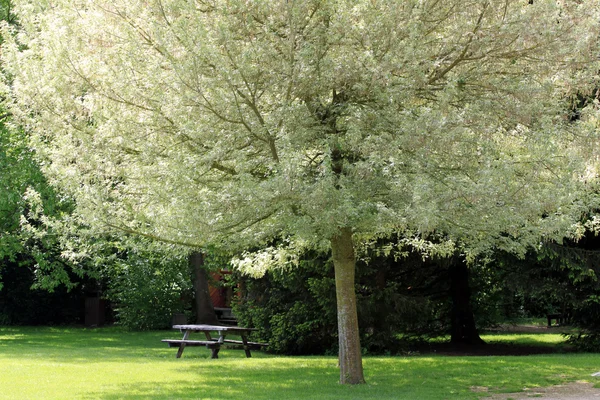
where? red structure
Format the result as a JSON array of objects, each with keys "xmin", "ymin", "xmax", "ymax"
[{"xmin": 209, "ymin": 271, "xmax": 232, "ymax": 308}]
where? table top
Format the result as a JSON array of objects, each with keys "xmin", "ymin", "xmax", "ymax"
[{"xmin": 173, "ymin": 324, "xmax": 256, "ymax": 333}]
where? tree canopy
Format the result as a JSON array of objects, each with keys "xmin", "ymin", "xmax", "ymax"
[{"xmin": 4, "ymin": 0, "xmax": 600, "ymax": 384}]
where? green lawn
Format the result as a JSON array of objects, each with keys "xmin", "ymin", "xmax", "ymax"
[
  {"xmin": 480, "ymin": 332, "xmax": 566, "ymax": 346},
  {"xmin": 1, "ymin": 327, "xmax": 600, "ymax": 399}
]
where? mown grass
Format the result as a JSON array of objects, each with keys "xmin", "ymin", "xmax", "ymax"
[
  {"xmin": 1, "ymin": 326, "xmax": 600, "ymax": 399},
  {"xmin": 480, "ymin": 332, "xmax": 566, "ymax": 346}
]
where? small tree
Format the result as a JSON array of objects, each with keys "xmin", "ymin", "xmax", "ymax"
[{"xmin": 4, "ymin": 0, "xmax": 600, "ymax": 384}]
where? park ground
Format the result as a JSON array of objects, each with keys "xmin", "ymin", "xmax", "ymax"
[{"xmin": 2, "ymin": 324, "xmax": 600, "ymax": 399}]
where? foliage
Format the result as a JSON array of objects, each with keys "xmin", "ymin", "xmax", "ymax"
[
  {"xmin": 480, "ymin": 229, "xmax": 600, "ymax": 351},
  {"xmin": 102, "ymin": 243, "xmax": 230, "ymax": 330},
  {"xmin": 8, "ymin": 185, "xmax": 226, "ymax": 331},
  {"xmin": 0, "ymin": 256, "xmax": 87, "ymax": 325},
  {"xmin": 0, "ymin": 0, "xmax": 196, "ymax": 329},
  {"xmin": 0, "ymin": 0, "xmax": 87, "ymax": 304},
  {"xmin": 0, "ymin": 110, "xmax": 84, "ymax": 295},
  {"xmin": 567, "ymin": 294, "xmax": 600, "ymax": 351},
  {"xmin": 233, "ymin": 253, "xmax": 338, "ymax": 355},
  {"xmin": 560, "ymin": 242, "xmax": 600, "ymax": 351},
  {"xmin": 237, "ymin": 237, "xmax": 600, "ymax": 354},
  {"xmin": 103, "ymin": 246, "xmax": 191, "ymax": 330},
  {"xmin": 3, "ymin": 0, "xmax": 599, "ymax": 253},
  {"xmin": 0, "ymin": 0, "xmax": 15, "ymax": 25},
  {"xmin": 234, "ymin": 247, "xmax": 459, "ymax": 355},
  {"xmin": 0, "ymin": 126, "xmax": 37, "ymax": 259}
]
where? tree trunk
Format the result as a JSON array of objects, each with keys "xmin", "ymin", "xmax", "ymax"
[
  {"xmin": 189, "ymin": 251, "xmax": 219, "ymax": 325},
  {"xmin": 331, "ymin": 228, "xmax": 366, "ymax": 385},
  {"xmin": 448, "ymin": 258, "xmax": 485, "ymax": 345}
]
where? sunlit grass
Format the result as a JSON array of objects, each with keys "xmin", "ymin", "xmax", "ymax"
[
  {"xmin": 480, "ymin": 332, "xmax": 566, "ymax": 346},
  {"xmin": 428, "ymin": 330, "xmax": 567, "ymax": 347},
  {"xmin": 1, "ymin": 326, "xmax": 600, "ymax": 399}
]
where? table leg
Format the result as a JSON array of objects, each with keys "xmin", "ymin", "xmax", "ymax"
[
  {"xmin": 209, "ymin": 345, "xmax": 220, "ymax": 359},
  {"xmin": 176, "ymin": 330, "xmax": 190, "ymax": 358},
  {"xmin": 241, "ymin": 334, "xmax": 252, "ymax": 358}
]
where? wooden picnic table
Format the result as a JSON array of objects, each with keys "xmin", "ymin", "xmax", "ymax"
[{"xmin": 162, "ymin": 324, "xmax": 268, "ymax": 359}]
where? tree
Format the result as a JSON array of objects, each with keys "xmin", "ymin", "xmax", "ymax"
[
  {"xmin": 0, "ymin": 123, "xmax": 29, "ymax": 270},
  {"xmin": 4, "ymin": 0, "xmax": 600, "ymax": 384},
  {"xmin": 0, "ymin": 106, "xmax": 80, "ymax": 291},
  {"xmin": 189, "ymin": 251, "xmax": 220, "ymax": 325}
]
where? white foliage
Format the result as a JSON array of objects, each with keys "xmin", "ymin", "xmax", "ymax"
[
  {"xmin": 3, "ymin": 0, "xmax": 600, "ymax": 263},
  {"xmin": 232, "ymin": 242, "xmax": 302, "ymax": 278}
]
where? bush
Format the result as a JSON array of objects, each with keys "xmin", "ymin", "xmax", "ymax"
[
  {"xmin": 565, "ymin": 295, "xmax": 600, "ymax": 351},
  {"xmin": 105, "ymin": 249, "xmax": 192, "ymax": 330},
  {"xmin": 233, "ymin": 254, "xmax": 338, "ymax": 354},
  {"xmin": 233, "ymin": 249, "xmax": 440, "ymax": 355},
  {"xmin": 0, "ymin": 255, "xmax": 87, "ymax": 325}
]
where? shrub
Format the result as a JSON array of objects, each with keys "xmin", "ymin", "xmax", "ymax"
[
  {"xmin": 233, "ymin": 249, "xmax": 440, "ymax": 355},
  {"xmin": 233, "ymin": 254, "xmax": 338, "ymax": 354},
  {"xmin": 0, "ymin": 255, "xmax": 87, "ymax": 325},
  {"xmin": 105, "ymin": 249, "xmax": 192, "ymax": 330}
]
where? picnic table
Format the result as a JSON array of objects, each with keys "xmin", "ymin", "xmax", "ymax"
[{"xmin": 162, "ymin": 324, "xmax": 268, "ymax": 359}]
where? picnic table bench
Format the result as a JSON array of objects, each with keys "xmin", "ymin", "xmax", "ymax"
[
  {"xmin": 162, "ymin": 324, "xmax": 268, "ymax": 359},
  {"xmin": 547, "ymin": 313, "xmax": 565, "ymax": 327}
]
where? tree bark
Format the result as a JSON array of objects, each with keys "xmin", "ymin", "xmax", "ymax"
[
  {"xmin": 189, "ymin": 251, "xmax": 220, "ymax": 325},
  {"xmin": 448, "ymin": 258, "xmax": 485, "ymax": 345},
  {"xmin": 331, "ymin": 228, "xmax": 366, "ymax": 385}
]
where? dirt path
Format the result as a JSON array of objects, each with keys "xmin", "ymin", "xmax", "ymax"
[{"xmin": 481, "ymin": 381, "xmax": 600, "ymax": 399}]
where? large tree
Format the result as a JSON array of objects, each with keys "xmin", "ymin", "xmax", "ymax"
[{"xmin": 4, "ymin": 0, "xmax": 600, "ymax": 384}]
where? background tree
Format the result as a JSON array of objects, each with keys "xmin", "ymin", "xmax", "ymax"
[
  {"xmin": 0, "ymin": 78, "xmax": 93, "ymax": 324},
  {"xmin": 0, "ymin": 0, "xmax": 201, "ymax": 329},
  {"xmin": 4, "ymin": 0, "xmax": 600, "ymax": 384},
  {"xmin": 0, "ymin": 0, "xmax": 92, "ymax": 324}
]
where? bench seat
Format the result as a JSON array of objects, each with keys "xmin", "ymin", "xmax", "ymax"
[
  {"xmin": 221, "ymin": 339, "xmax": 269, "ymax": 348},
  {"xmin": 162, "ymin": 338, "xmax": 269, "ymax": 349},
  {"xmin": 161, "ymin": 339, "xmax": 219, "ymax": 348}
]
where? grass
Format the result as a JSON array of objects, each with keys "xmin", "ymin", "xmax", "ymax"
[
  {"xmin": 480, "ymin": 332, "xmax": 566, "ymax": 346},
  {"xmin": 1, "ymin": 326, "xmax": 600, "ymax": 399},
  {"xmin": 500, "ymin": 317, "xmax": 549, "ymax": 327}
]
